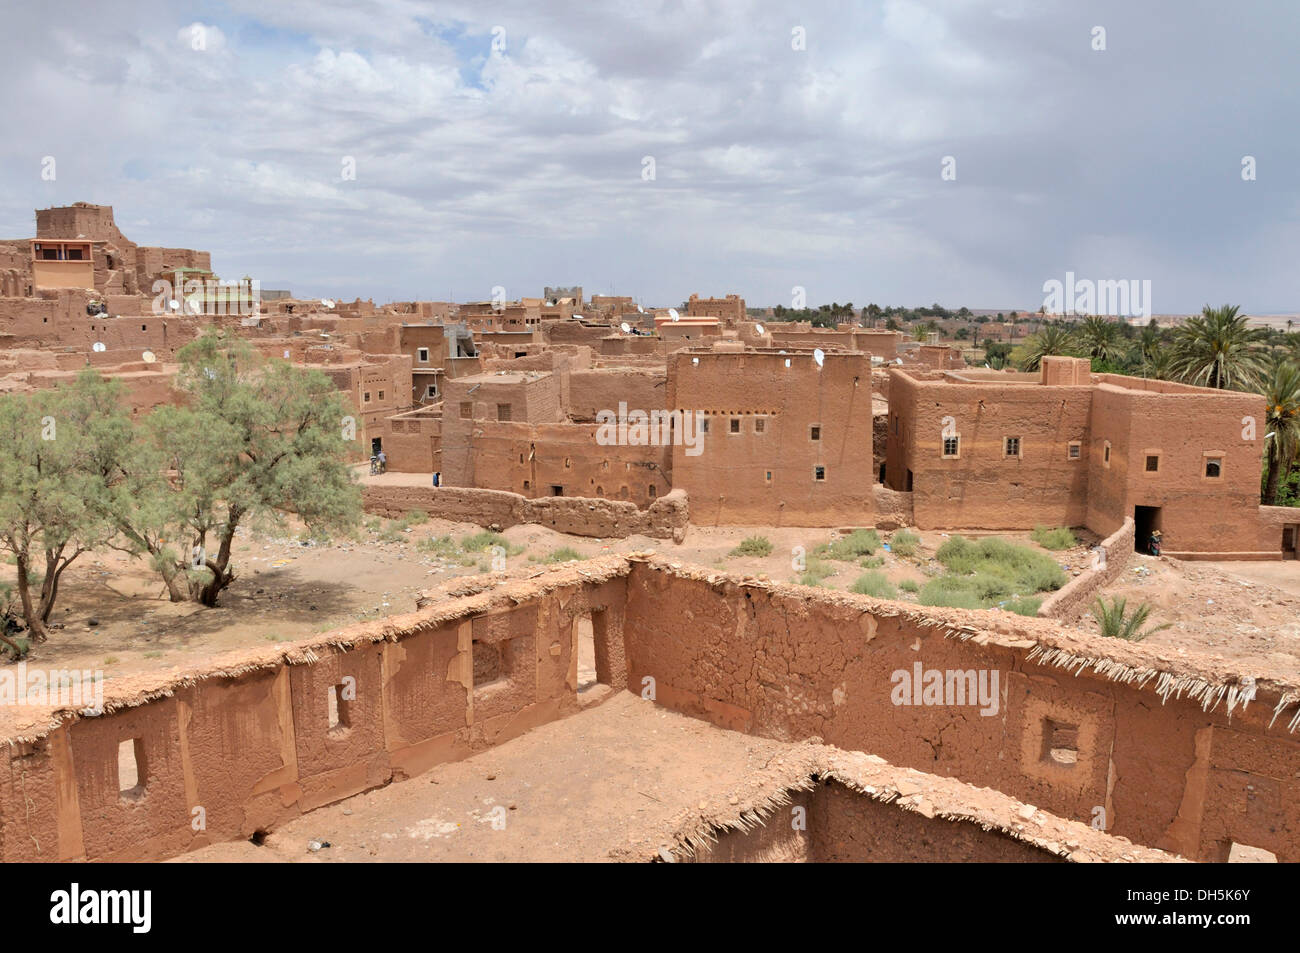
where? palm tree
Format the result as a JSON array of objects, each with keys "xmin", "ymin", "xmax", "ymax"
[
  {"xmin": 1171, "ymin": 304, "xmax": 1265, "ymax": 389},
  {"xmin": 1019, "ymin": 324, "xmax": 1076, "ymax": 372},
  {"xmin": 1090, "ymin": 596, "xmax": 1171, "ymax": 641},
  {"xmin": 1076, "ymin": 315, "xmax": 1124, "ymax": 364},
  {"xmin": 1256, "ymin": 358, "xmax": 1300, "ymax": 504}
]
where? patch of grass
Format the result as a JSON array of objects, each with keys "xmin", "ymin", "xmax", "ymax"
[
  {"xmin": 1030, "ymin": 525, "xmax": 1077, "ymax": 550},
  {"xmin": 417, "ymin": 534, "xmax": 460, "ymax": 556},
  {"xmin": 540, "ymin": 546, "xmax": 584, "ymax": 564},
  {"xmin": 363, "ymin": 516, "xmax": 382, "ymax": 533},
  {"xmin": 460, "ymin": 531, "xmax": 523, "ymax": 556},
  {"xmin": 142, "ymin": 650, "xmax": 163, "ymax": 659},
  {"xmin": 889, "ymin": 530, "xmax": 920, "ymax": 557},
  {"xmin": 814, "ymin": 529, "xmax": 881, "ymax": 561},
  {"xmin": 849, "ymin": 571, "xmax": 897, "ymax": 599},
  {"xmin": 102, "ymin": 656, "xmax": 119, "ymax": 666},
  {"xmin": 1003, "ymin": 595, "xmax": 1043, "ymax": 616},
  {"xmin": 728, "ymin": 535, "xmax": 774, "ymax": 558},
  {"xmin": 798, "ymin": 558, "xmax": 836, "ymax": 587},
  {"xmin": 859, "ymin": 555, "xmax": 885, "ymax": 569},
  {"xmin": 403, "ymin": 509, "xmax": 430, "ymax": 525},
  {"xmin": 898, "ymin": 578, "xmax": 920, "ymax": 593}
]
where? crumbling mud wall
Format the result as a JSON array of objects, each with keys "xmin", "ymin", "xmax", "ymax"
[
  {"xmin": 1037, "ymin": 518, "xmax": 1134, "ymax": 621},
  {"xmin": 363, "ymin": 485, "xmax": 689, "ymax": 540},
  {"xmin": 0, "ymin": 562, "xmax": 631, "ymax": 862},
  {"xmin": 622, "ymin": 557, "xmax": 1300, "ymax": 862}
]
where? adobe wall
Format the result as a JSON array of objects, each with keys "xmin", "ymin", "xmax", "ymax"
[
  {"xmin": 1086, "ymin": 384, "xmax": 1267, "ymax": 555},
  {"xmin": 362, "ymin": 485, "xmax": 689, "ymax": 539},
  {"xmin": 0, "ymin": 562, "xmax": 631, "ymax": 861},
  {"xmin": 668, "ymin": 349, "xmax": 874, "ymax": 526},
  {"xmin": 566, "ymin": 367, "xmax": 666, "ymax": 422},
  {"xmin": 1036, "ymin": 518, "xmax": 1134, "ymax": 620},
  {"xmin": 622, "ymin": 558, "xmax": 1300, "ymax": 861},
  {"xmin": 886, "ymin": 371, "xmax": 1092, "ymax": 529}
]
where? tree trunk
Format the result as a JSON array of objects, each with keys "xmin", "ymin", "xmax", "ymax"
[
  {"xmin": 1264, "ymin": 440, "xmax": 1282, "ymax": 505},
  {"xmin": 13, "ymin": 553, "xmax": 46, "ymax": 642}
]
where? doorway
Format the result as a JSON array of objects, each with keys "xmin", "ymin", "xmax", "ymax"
[
  {"xmin": 1283, "ymin": 524, "xmax": 1299, "ymax": 560},
  {"xmin": 1134, "ymin": 505, "xmax": 1161, "ymax": 553}
]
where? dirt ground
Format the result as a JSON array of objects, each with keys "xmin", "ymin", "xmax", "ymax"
[
  {"xmin": 176, "ymin": 691, "xmax": 805, "ymax": 863},
  {"xmin": 1, "ymin": 517, "xmax": 1296, "ymax": 690}
]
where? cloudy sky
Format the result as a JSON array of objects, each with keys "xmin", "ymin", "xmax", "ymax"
[{"xmin": 2, "ymin": 1, "xmax": 1298, "ymax": 312}]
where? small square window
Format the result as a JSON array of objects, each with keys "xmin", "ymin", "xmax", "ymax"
[
  {"xmin": 764, "ymin": 470, "xmax": 773, "ymax": 484},
  {"xmin": 729, "ymin": 418, "xmax": 740, "ymax": 434},
  {"xmin": 942, "ymin": 436, "xmax": 959, "ymax": 458},
  {"xmin": 1205, "ymin": 456, "xmax": 1222, "ymax": 479},
  {"xmin": 1067, "ymin": 442, "xmax": 1081, "ymax": 460},
  {"xmin": 497, "ymin": 403, "xmax": 512, "ymax": 422},
  {"xmin": 814, "ymin": 465, "xmax": 826, "ymax": 481},
  {"xmin": 648, "ymin": 485, "xmax": 656, "ymax": 498},
  {"xmin": 1041, "ymin": 718, "xmax": 1078, "ymax": 767},
  {"xmin": 701, "ymin": 418, "xmax": 710, "ymax": 433},
  {"xmin": 417, "ymin": 347, "xmax": 430, "ymax": 363},
  {"xmin": 810, "ymin": 425, "xmax": 821, "ymax": 441},
  {"xmin": 1004, "ymin": 436, "xmax": 1020, "ymax": 457},
  {"xmin": 754, "ymin": 417, "xmax": 766, "ymax": 433},
  {"xmin": 1145, "ymin": 454, "xmax": 1160, "ymax": 473},
  {"xmin": 363, "ymin": 391, "xmax": 371, "ymax": 403},
  {"xmin": 426, "ymin": 385, "xmax": 437, "ymax": 398},
  {"xmin": 378, "ymin": 390, "xmax": 385, "ymax": 401},
  {"xmin": 460, "ymin": 402, "xmax": 472, "ymax": 419},
  {"xmin": 1103, "ymin": 441, "xmax": 1111, "ymax": 466}
]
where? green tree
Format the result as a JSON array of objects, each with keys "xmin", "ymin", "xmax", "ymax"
[
  {"xmin": 115, "ymin": 331, "xmax": 363, "ymax": 606},
  {"xmin": 0, "ymin": 380, "xmax": 117, "ymax": 648},
  {"xmin": 1090, "ymin": 597, "xmax": 1171, "ymax": 641},
  {"xmin": 1256, "ymin": 359, "xmax": 1300, "ymax": 505},
  {"xmin": 1077, "ymin": 315, "xmax": 1124, "ymax": 364},
  {"xmin": 1171, "ymin": 304, "xmax": 1265, "ymax": 389},
  {"xmin": 1018, "ymin": 324, "xmax": 1076, "ymax": 372}
]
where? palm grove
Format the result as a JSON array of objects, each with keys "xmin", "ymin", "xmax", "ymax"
[
  {"xmin": 0, "ymin": 331, "xmax": 361, "ymax": 658},
  {"xmin": 1005, "ymin": 305, "xmax": 1300, "ymax": 507}
]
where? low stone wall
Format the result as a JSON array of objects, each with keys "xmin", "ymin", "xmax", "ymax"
[
  {"xmin": 363, "ymin": 485, "xmax": 689, "ymax": 541},
  {"xmin": 1036, "ymin": 518, "xmax": 1134, "ymax": 621}
]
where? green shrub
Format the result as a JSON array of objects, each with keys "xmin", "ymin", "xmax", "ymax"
[
  {"xmin": 798, "ymin": 558, "xmax": 835, "ymax": 587},
  {"xmin": 889, "ymin": 530, "xmax": 920, "ymax": 557},
  {"xmin": 849, "ymin": 571, "xmax": 897, "ymax": 599},
  {"xmin": 417, "ymin": 534, "xmax": 460, "ymax": 556},
  {"xmin": 933, "ymin": 536, "xmax": 1065, "ymax": 593},
  {"xmin": 541, "ymin": 546, "xmax": 584, "ymax": 564},
  {"xmin": 460, "ymin": 531, "xmax": 523, "ymax": 556},
  {"xmin": 898, "ymin": 578, "xmax": 920, "ymax": 593},
  {"xmin": 729, "ymin": 535, "xmax": 774, "ymax": 558},
  {"xmin": 1090, "ymin": 596, "xmax": 1171, "ymax": 641},
  {"xmin": 815, "ymin": 529, "xmax": 881, "ymax": 561},
  {"xmin": 1003, "ymin": 595, "xmax": 1043, "ymax": 616},
  {"xmin": 859, "ymin": 555, "xmax": 885, "ymax": 569},
  {"xmin": 1030, "ymin": 525, "xmax": 1076, "ymax": 550}
]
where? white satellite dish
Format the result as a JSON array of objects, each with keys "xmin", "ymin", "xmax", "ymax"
[
  {"xmin": 814, "ymin": 348, "xmax": 825, "ymax": 368},
  {"xmin": 755, "ymin": 323, "xmax": 765, "ymax": 335},
  {"xmin": 321, "ymin": 298, "xmax": 335, "ymax": 309},
  {"xmin": 92, "ymin": 341, "xmax": 106, "ymax": 353},
  {"xmin": 620, "ymin": 322, "xmax": 631, "ymax": 333},
  {"xmin": 142, "ymin": 350, "xmax": 156, "ymax": 364},
  {"xmin": 573, "ymin": 313, "xmax": 583, "ymax": 320},
  {"xmin": 784, "ymin": 358, "xmax": 791, "ymax": 368},
  {"xmin": 894, "ymin": 357, "xmax": 903, "ymax": 365},
  {"xmin": 668, "ymin": 308, "xmax": 680, "ymax": 322},
  {"xmin": 168, "ymin": 300, "xmax": 180, "ymax": 311},
  {"xmin": 637, "ymin": 305, "xmax": 645, "ymax": 314}
]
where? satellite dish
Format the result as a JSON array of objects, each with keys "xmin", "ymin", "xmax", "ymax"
[
  {"xmin": 755, "ymin": 323, "xmax": 765, "ymax": 335},
  {"xmin": 321, "ymin": 298, "xmax": 335, "ymax": 309},
  {"xmin": 168, "ymin": 300, "xmax": 180, "ymax": 311},
  {"xmin": 691, "ymin": 357, "xmax": 699, "ymax": 366},
  {"xmin": 814, "ymin": 348, "xmax": 825, "ymax": 367},
  {"xmin": 637, "ymin": 305, "xmax": 645, "ymax": 314},
  {"xmin": 284, "ymin": 350, "xmax": 291, "ymax": 359},
  {"xmin": 668, "ymin": 308, "xmax": 680, "ymax": 322},
  {"xmin": 784, "ymin": 358, "xmax": 791, "ymax": 368},
  {"xmin": 185, "ymin": 297, "xmax": 201, "ymax": 314},
  {"xmin": 142, "ymin": 350, "xmax": 156, "ymax": 363},
  {"xmin": 894, "ymin": 357, "xmax": 903, "ymax": 365},
  {"xmin": 92, "ymin": 341, "xmax": 106, "ymax": 352},
  {"xmin": 620, "ymin": 322, "xmax": 631, "ymax": 333}
]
